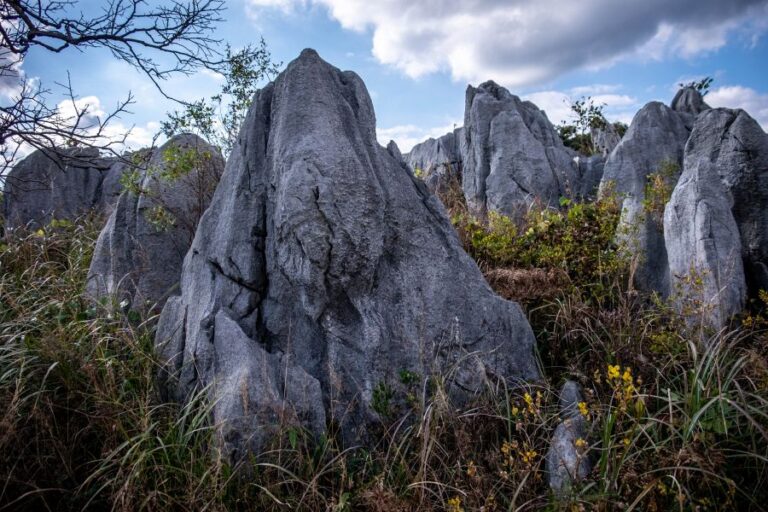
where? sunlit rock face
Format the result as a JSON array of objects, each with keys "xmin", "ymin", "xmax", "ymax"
[{"xmin": 155, "ymin": 49, "xmax": 540, "ymax": 461}]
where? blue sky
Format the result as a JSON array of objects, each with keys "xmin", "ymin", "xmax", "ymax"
[{"xmin": 11, "ymin": 0, "xmax": 768, "ymax": 152}]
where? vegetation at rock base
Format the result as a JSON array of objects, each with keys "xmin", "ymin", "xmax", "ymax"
[
  {"xmin": 556, "ymin": 96, "xmax": 627, "ymax": 155},
  {"xmin": 1, "ymin": 184, "xmax": 767, "ymax": 511}
]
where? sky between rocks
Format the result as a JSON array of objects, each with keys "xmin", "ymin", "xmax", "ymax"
[{"xmin": 11, "ymin": 0, "xmax": 768, "ymax": 154}]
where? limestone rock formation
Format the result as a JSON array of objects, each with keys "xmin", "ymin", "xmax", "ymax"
[
  {"xmin": 692, "ymin": 109, "xmax": 768, "ymax": 294},
  {"xmin": 406, "ymin": 128, "xmax": 464, "ymax": 196},
  {"xmin": 407, "ymin": 130, "xmax": 461, "ymax": 174},
  {"xmin": 87, "ymin": 133, "xmax": 224, "ymax": 312},
  {"xmin": 573, "ymin": 155, "xmax": 606, "ymax": 200},
  {"xmin": 599, "ymin": 102, "xmax": 690, "ymax": 296},
  {"xmin": 591, "ymin": 123, "xmax": 621, "ymax": 156},
  {"xmin": 547, "ymin": 381, "xmax": 591, "ymax": 494},
  {"xmin": 155, "ymin": 49, "xmax": 539, "ymax": 460},
  {"xmin": 671, "ymin": 86, "xmax": 711, "ymax": 123},
  {"xmin": 664, "ymin": 130, "xmax": 746, "ymax": 330},
  {"xmin": 2, "ymin": 147, "xmax": 118, "ymax": 230},
  {"xmin": 463, "ymin": 81, "xmax": 577, "ymax": 219},
  {"xmin": 385, "ymin": 140, "xmax": 406, "ymax": 168}
]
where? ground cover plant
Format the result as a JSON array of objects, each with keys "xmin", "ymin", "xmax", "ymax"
[{"xmin": 1, "ymin": 184, "xmax": 767, "ymax": 510}]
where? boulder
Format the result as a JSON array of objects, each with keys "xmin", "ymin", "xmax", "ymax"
[
  {"xmin": 462, "ymin": 81, "xmax": 577, "ymax": 219},
  {"xmin": 87, "ymin": 133, "xmax": 224, "ymax": 312},
  {"xmin": 2, "ymin": 147, "xmax": 116, "ymax": 230},
  {"xmin": 664, "ymin": 127, "xmax": 746, "ymax": 330},
  {"xmin": 547, "ymin": 381, "xmax": 591, "ymax": 494},
  {"xmin": 599, "ymin": 102, "xmax": 690, "ymax": 296},
  {"xmin": 155, "ymin": 49, "xmax": 539, "ymax": 459}
]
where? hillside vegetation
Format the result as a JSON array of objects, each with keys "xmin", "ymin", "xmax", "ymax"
[{"xmin": 1, "ymin": 185, "xmax": 767, "ymax": 511}]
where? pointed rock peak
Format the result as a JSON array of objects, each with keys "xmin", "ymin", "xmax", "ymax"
[
  {"xmin": 474, "ymin": 80, "xmax": 514, "ymax": 101},
  {"xmin": 298, "ymin": 47, "xmax": 321, "ymax": 59},
  {"xmin": 155, "ymin": 50, "xmax": 539, "ymax": 458},
  {"xmin": 671, "ymin": 87, "xmax": 711, "ymax": 116}
]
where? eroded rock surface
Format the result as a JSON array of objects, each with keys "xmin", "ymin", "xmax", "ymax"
[
  {"xmin": 663, "ymin": 107, "xmax": 768, "ymax": 328},
  {"xmin": 664, "ymin": 129, "xmax": 746, "ymax": 330},
  {"xmin": 599, "ymin": 102, "xmax": 690, "ymax": 296},
  {"xmin": 155, "ymin": 49, "xmax": 539, "ymax": 460},
  {"xmin": 463, "ymin": 81, "xmax": 577, "ymax": 219},
  {"xmin": 671, "ymin": 86, "xmax": 711, "ymax": 127},
  {"xmin": 87, "ymin": 133, "xmax": 224, "ymax": 312},
  {"xmin": 591, "ymin": 123, "xmax": 622, "ymax": 156},
  {"xmin": 547, "ymin": 381, "xmax": 591, "ymax": 494},
  {"xmin": 2, "ymin": 147, "xmax": 119, "ymax": 229}
]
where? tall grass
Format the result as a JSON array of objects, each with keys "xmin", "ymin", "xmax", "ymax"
[{"xmin": 0, "ymin": 207, "xmax": 767, "ymax": 510}]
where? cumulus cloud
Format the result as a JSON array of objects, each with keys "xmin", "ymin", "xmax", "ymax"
[
  {"xmin": 524, "ymin": 88, "xmax": 639, "ymax": 126},
  {"xmin": 377, "ymin": 121, "xmax": 460, "ymax": 153},
  {"xmin": 707, "ymin": 85, "xmax": 768, "ymax": 130},
  {"xmin": 0, "ymin": 48, "xmax": 24, "ymax": 100},
  {"xmin": 54, "ymin": 95, "xmax": 161, "ymax": 151},
  {"xmin": 248, "ymin": 0, "xmax": 768, "ymax": 88}
]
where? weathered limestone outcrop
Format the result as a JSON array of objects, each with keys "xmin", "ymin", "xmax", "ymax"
[
  {"xmin": 671, "ymin": 86, "xmax": 711, "ymax": 127},
  {"xmin": 664, "ymin": 133, "xmax": 746, "ymax": 330},
  {"xmin": 591, "ymin": 123, "xmax": 622, "ymax": 156},
  {"xmin": 407, "ymin": 130, "xmax": 461, "ymax": 175},
  {"xmin": 573, "ymin": 155, "xmax": 606, "ymax": 200},
  {"xmin": 155, "ymin": 49, "xmax": 539, "ymax": 460},
  {"xmin": 87, "ymin": 134, "xmax": 224, "ymax": 312},
  {"xmin": 693, "ymin": 109, "xmax": 768, "ymax": 295},
  {"xmin": 599, "ymin": 102, "xmax": 690, "ymax": 296},
  {"xmin": 664, "ymin": 108, "xmax": 768, "ymax": 328},
  {"xmin": 463, "ymin": 81, "xmax": 577, "ymax": 219},
  {"xmin": 406, "ymin": 128, "xmax": 465, "ymax": 196},
  {"xmin": 547, "ymin": 381, "xmax": 591, "ymax": 494},
  {"xmin": 2, "ymin": 147, "xmax": 122, "ymax": 229}
]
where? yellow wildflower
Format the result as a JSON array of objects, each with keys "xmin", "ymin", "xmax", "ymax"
[
  {"xmin": 574, "ymin": 438, "xmax": 587, "ymax": 450},
  {"xmin": 521, "ymin": 449, "xmax": 538, "ymax": 464},
  {"xmin": 607, "ymin": 364, "xmax": 620, "ymax": 380},
  {"xmin": 501, "ymin": 441, "xmax": 513, "ymax": 455},
  {"xmin": 577, "ymin": 401, "xmax": 589, "ymax": 418},
  {"xmin": 622, "ymin": 367, "xmax": 632, "ymax": 383},
  {"xmin": 447, "ymin": 496, "xmax": 464, "ymax": 512}
]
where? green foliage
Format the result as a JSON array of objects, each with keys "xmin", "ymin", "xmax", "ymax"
[
  {"xmin": 454, "ymin": 193, "xmax": 624, "ymax": 298},
  {"xmin": 372, "ymin": 381, "xmax": 394, "ymax": 418},
  {"xmin": 145, "ymin": 204, "xmax": 176, "ymax": 232},
  {"xmin": 680, "ymin": 76, "xmax": 714, "ymax": 96},
  {"xmin": 1, "ymin": 195, "xmax": 766, "ymax": 511},
  {"xmin": 642, "ymin": 160, "xmax": 680, "ymax": 225},
  {"xmin": 557, "ymin": 96, "xmax": 609, "ymax": 155},
  {"xmin": 613, "ymin": 121, "xmax": 628, "ymax": 138},
  {"xmin": 162, "ymin": 39, "xmax": 279, "ymax": 155}
]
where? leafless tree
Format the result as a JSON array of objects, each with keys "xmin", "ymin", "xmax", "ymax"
[{"xmin": 0, "ymin": 0, "xmax": 230, "ymax": 174}]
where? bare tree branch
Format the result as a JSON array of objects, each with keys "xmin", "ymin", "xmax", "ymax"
[{"xmin": 0, "ymin": 0, "xmax": 230, "ymax": 174}]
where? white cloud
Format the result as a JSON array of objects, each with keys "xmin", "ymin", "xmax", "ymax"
[
  {"xmin": 53, "ymin": 95, "xmax": 161, "ymax": 152},
  {"xmin": 0, "ymin": 48, "xmax": 24, "ymax": 100},
  {"xmin": 377, "ymin": 121, "xmax": 460, "ymax": 153},
  {"xmin": 707, "ymin": 85, "xmax": 768, "ymax": 130},
  {"xmin": 247, "ymin": 0, "xmax": 768, "ymax": 88},
  {"xmin": 524, "ymin": 88, "xmax": 639, "ymax": 126}
]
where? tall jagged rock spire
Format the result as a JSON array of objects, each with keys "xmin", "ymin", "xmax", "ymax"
[{"xmin": 155, "ymin": 49, "xmax": 540, "ymax": 460}]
